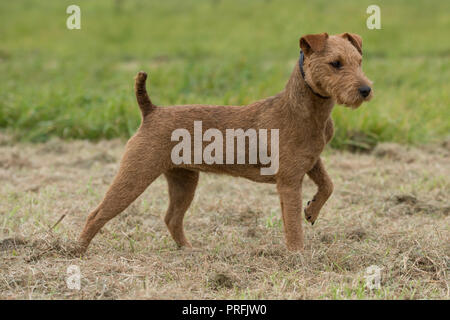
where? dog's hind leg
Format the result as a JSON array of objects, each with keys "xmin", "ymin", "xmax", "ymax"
[
  {"xmin": 164, "ymin": 168, "xmax": 199, "ymax": 248},
  {"xmin": 304, "ymin": 158, "xmax": 334, "ymax": 225},
  {"xmin": 77, "ymin": 137, "xmax": 165, "ymax": 253}
]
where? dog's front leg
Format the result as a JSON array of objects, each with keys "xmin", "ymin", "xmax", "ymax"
[
  {"xmin": 304, "ymin": 158, "xmax": 334, "ymax": 225},
  {"xmin": 277, "ymin": 176, "xmax": 304, "ymax": 251}
]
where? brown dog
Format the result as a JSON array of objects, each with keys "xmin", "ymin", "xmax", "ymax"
[{"xmin": 77, "ymin": 32, "xmax": 372, "ymax": 253}]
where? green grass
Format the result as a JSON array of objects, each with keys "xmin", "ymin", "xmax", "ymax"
[{"xmin": 0, "ymin": 0, "xmax": 449, "ymax": 147}]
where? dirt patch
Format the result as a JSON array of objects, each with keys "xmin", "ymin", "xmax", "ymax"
[
  {"xmin": 0, "ymin": 152, "xmax": 33, "ymax": 169},
  {"xmin": 319, "ymin": 233, "xmax": 335, "ymax": 244},
  {"xmin": 342, "ymin": 131, "xmax": 378, "ymax": 153},
  {"xmin": 387, "ymin": 194, "xmax": 449, "ymax": 216},
  {"xmin": 373, "ymin": 143, "xmax": 414, "ymax": 162},
  {"xmin": 0, "ymin": 237, "xmax": 28, "ymax": 251},
  {"xmin": 393, "ymin": 194, "xmax": 418, "ymax": 205},
  {"xmin": 345, "ymin": 228, "xmax": 367, "ymax": 241},
  {"xmin": 1, "ymin": 234, "xmax": 80, "ymax": 262},
  {"xmin": 208, "ymin": 272, "xmax": 235, "ymax": 290}
]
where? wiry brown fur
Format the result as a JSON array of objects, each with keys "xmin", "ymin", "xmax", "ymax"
[{"xmin": 77, "ymin": 33, "xmax": 373, "ymax": 254}]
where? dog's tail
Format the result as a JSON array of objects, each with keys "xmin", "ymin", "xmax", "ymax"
[{"xmin": 134, "ymin": 71, "xmax": 155, "ymax": 118}]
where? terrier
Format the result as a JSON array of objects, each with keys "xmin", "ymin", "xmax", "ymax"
[{"xmin": 77, "ymin": 32, "xmax": 373, "ymax": 253}]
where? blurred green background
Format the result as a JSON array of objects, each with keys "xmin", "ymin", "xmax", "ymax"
[{"xmin": 0, "ymin": 0, "xmax": 449, "ymax": 148}]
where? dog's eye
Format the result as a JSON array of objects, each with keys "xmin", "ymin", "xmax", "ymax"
[{"xmin": 330, "ymin": 61, "xmax": 342, "ymax": 69}]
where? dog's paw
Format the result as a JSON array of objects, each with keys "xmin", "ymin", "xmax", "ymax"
[
  {"xmin": 65, "ymin": 241, "xmax": 88, "ymax": 257},
  {"xmin": 137, "ymin": 71, "xmax": 147, "ymax": 80},
  {"xmin": 304, "ymin": 198, "xmax": 317, "ymax": 225}
]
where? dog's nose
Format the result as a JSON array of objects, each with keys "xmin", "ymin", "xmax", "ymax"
[{"xmin": 358, "ymin": 85, "xmax": 371, "ymax": 98}]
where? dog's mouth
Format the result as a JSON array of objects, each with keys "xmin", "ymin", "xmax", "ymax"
[
  {"xmin": 337, "ymin": 89, "xmax": 373, "ymax": 108},
  {"xmin": 344, "ymin": 101, "xmax": 363, "ymax": 109}
]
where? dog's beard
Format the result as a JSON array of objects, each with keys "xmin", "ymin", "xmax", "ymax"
[
  {"xmin": 334, "ymin": 90, "xmax": 370, "ymax": 108},
  {"xmin": 323, "ymin": 75, "xmax": 372, "ymax": 108}
]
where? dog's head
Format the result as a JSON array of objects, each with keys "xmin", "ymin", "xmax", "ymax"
[{"xmin": 299, "ymin": 32, "xmax": 373, "ymax": 108}]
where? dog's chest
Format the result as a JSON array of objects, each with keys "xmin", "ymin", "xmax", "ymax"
[{"xmin": 287, "ymin": 122, "xmax": 328, "ymax": 156}]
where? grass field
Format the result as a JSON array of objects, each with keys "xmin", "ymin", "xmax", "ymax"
[
  {"xmin": 0, "ymin": 0, "xmax": 449, "ymax": 147},
  {"xmin": 0, "ymin": 136, "xmax": 448, "ymax": 299}
]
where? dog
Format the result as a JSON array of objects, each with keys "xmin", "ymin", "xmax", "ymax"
[{"xmin": 76, "ymin": 32, "xmax": 373, "ymax": 253}]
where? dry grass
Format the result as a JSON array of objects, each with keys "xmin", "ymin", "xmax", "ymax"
[{"xmin": 0, "ymin": 134, "xmax": 449, "ymax": 299}]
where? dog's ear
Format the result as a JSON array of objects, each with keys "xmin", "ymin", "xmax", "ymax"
[
  {"xmin": 341, "ymin": 33, "xmax": 363, "ymax": 55},
  {"xmin": 299, "ymin": 33, "xmax": 329, "ymax": 56}
]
